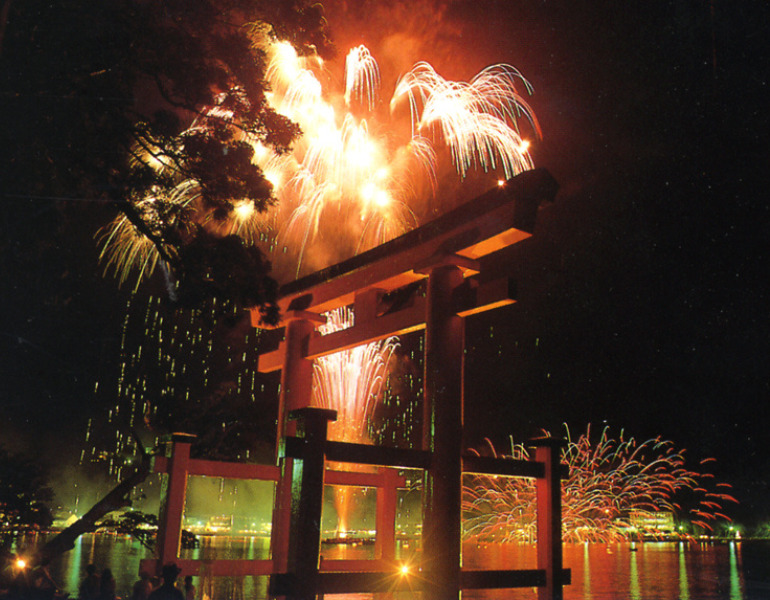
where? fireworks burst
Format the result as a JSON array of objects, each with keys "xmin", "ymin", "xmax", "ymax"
[
  {"xmin": 312, "ymin": 307, "xmax": 399, "ymax": 443},
  {"xmin": 311, "ymin": 307, "xmax": 399, "ymax": 533},
  {"xmin": 100, "ymin": 32, "xmax": 539, "ymax": 283},
  {"xmin": 96, "ymin": 27, "xmax": 539, "ymax": 535},
  {"xmin": 392, "ymin": 62, "xmax": 538, "ymax": 179},
  {"xmin": 97, "ymin": 180, "xmax": 200, "ymax": 289},
  {"xmin": 462, "ymin": 425, "xmax": 737, "ymax": 544}
]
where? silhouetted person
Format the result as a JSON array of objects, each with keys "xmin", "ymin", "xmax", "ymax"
[
  {"xmin": 147, "ymin": 564, "xmax": 184, "ymax": 600},
  {"xmin": 78, "ymin": 564, "xmax": 100, "ymax": 600},
  {"xmin": 98, "ymin": 569, "xmax": 116, "ymax": 600},
  {"xmin": 183, "ymin": 575, "xmax": 195, "ymax": 600},
  {"xmin": 131, "ymin": 571, "xmax": 153, "ymax": 600}
]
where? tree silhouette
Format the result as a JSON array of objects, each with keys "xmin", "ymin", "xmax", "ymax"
[{"xmin": 1, "ymin": 0, "xmax": 331, "ymax": 321}]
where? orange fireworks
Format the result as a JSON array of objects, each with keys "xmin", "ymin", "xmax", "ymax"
[{"xmin": 100, "ymin": 33, "xmax": 539, "ymax": 282}]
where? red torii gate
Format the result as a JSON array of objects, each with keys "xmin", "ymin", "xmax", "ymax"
[
  {"xmin": 256, "ymin": 168, "xmax": 566, "ymax": 600},
  {"xmin": 145, "ymin": 168, "xmax": 568, "ymax": 600}
]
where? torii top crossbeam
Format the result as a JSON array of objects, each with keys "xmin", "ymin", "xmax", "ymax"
[{"xmin": 251, "ymin": 168, "xmax": 558, "ymax": 370}]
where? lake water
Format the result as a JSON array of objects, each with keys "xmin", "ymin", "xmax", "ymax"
[
  {"xmin": 12, "ymin": 534, "xmax": 770, "ymax": 599},
  {"xmin": 462, "ymin": 540, "xmax": 770, "ymax": 600}
]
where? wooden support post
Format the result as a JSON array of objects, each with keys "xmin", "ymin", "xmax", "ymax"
[
  {"xmin": 374, "ymin": 468, "xmax": 400, "ymax": 562},
  {"xmin": 422, "ymin": 263, "xmax": 465, "ymax": 600},
  {"xmin": 286, "ymin": 407, "xmax": 337, "ymax": 600},
  {"xmin": 156, "ymin": 433, "xmax": 195, "ymax": 570},
  {"xmin": 277, "ymin": 314, "xmax": 323, "ymax": 444},
  {"xmin": 271, "ymin": 315, "xmax": 319, "ymax": 575},
  {"xmin": 531, "ymin": 438, "xmax": 566, "ymax": 600}
]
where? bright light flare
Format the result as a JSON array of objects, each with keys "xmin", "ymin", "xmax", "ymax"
[
  {"xmin": 373, "ymin": 190, "xmax": 391, "ymax": 208},
  {"xmin": 15, "ymin": 558, "xmax": 27, "ymax": 569},
  {"xmin": 360, "ymin": 182, "xmax": 391, "ymax": 208},
  {"xmin": 234, "ymin": 201, "xmax": 255, "ymax": 221}
]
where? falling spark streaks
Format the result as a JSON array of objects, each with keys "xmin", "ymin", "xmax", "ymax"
[
  {"xmin": 392, "ymin": 62, "xmax": 539, "ymax": 179},
  {"xmin": 462, "ymin": 425, "xmax": 737, "ymax": 544},
  {"xmin": 312, "ymin": 307, "xmax": 399, "ymax": 447},
  {"xmin": 345, "ymin": 45, "xmax": 381, "ymax": 110},
  {"xmin": 311, "ymin": 307, "xmax": 399, "ymax": 533}
]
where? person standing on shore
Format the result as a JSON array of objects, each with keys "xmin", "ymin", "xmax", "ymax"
[
  {"xmin": 147, "ymin": 564, "xmax": 184, "ymax": 600},
  {"xmin": 131, "ymin": 571, "xmax": 153, "ymax": 600},
  {"xmin": 78, "ymin": 564, "xmax": 100, "ymax": 600},
  {"xmin": 98, "ymin": 569, "xmax": 116, "ymax": 600},
  {"xmin": 183, "ymin": 576, "xmax": 195, "ymax": 600}
]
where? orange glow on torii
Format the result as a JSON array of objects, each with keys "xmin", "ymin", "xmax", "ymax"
[
  {"xmin": 251, "ymin": 168, "xmax": 565, "ymax": 600},
  {"xmin": 253, "ymin": 169, "xmax": 556, "ymax": 368}
]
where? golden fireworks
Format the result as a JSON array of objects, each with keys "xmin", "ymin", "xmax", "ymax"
[{"xmin": 100, "ymin": 33, "xmax": 539, "ymax": 284}]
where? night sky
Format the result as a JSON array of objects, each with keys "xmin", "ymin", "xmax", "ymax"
[{"xmin": 1, "ymin": 2, "xmax": 769, "ymax": 524}]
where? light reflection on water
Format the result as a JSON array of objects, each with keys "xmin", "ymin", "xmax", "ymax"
[
  {"xmin": 462, "ymin": 540, "xmax": 762, "ymax": 600},
  {"xmin": 17, "ymin": 534, "xmax": 770, "ymax": 600},
  {"xmin": 679, "ymin": 543, "xmax": 690, "ymax": 600},
  {"xmin": 14, "ymin": 532, "xmax": 152, "ymax": 598}
]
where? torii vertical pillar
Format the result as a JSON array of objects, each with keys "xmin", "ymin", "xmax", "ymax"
[
  {"xmin": 271, "ymin": 312, "xmax": 323, "ymax": 574},
  {"xmin": 532, "ymin": 438, "xmax": 566, "ymax": 600},
  {"xmin": 374, "ymin": 468, "xmax": 401, "ymax": 562},
  {"xmin": 422, "ymin": 262, "xmax": 465, "ymax": 600},
  {"xmin": 285, "ymin": 408, "xmax": 336, "ymax": 600},
  {"xmin": 156, "ymin": 433, "xmax": 195, "ymax": 569}
]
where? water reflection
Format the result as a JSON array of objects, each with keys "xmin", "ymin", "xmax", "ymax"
[
  {"xmin": 62, "ymin": 531, "xmax": 84, "ymax": 596},
  {"xmin": 463, "ymin": 541, "xmax": 753, "ymax": 600},
  {"xmin": 13, "ymin": 534, "xmax": 762, "ymax": 600},
  {"xmin": 179, "ymin": 534, "xmax": 270, "ymax": 561},
  {"xmin": 628, "ymin": 545, "xmax": 640, "ymax": 600},
  {"xmin": 729, "ymin": 542, "xmax": 742, "ymax": 600},
  {"xmin": 582, "ymin": 542, "xmax": 590, "ymax": 599},
  {"xmin": 679, "ymin": 542, "xmax": 690, "ymax": 600}
]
